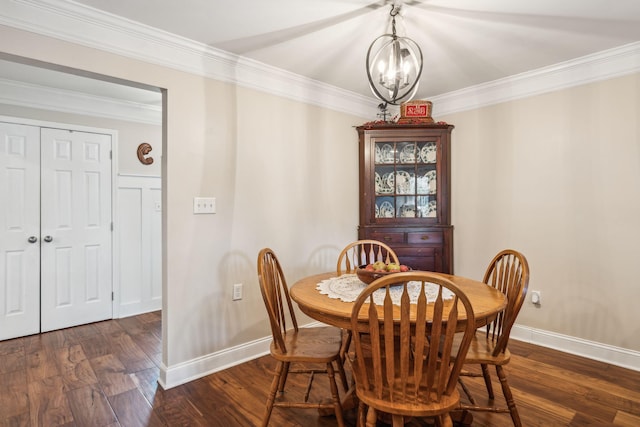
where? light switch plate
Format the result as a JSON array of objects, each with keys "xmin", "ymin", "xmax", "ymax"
[
  {"xmin": 233, "ymin": 283, "xmax": 243, "ymax": 301},
  {"xmin": 193, "ymin": 197, "xmax": 216, "ymax": 214}
]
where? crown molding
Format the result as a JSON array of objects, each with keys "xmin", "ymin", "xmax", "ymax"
[
  {"xmin": 0, "ymin": 77, "xmax": 161, "ymax": 124},
  {"xmin": 1, "ymin": 0, "xmax": 638, "ymax": 121},
  {"xmin": 430, "ymin": 41, "xmax": 640, "ymax": 117},
  {"xmin": 0, "ymin": 0, "xmax": 378, "ymax": 118}
]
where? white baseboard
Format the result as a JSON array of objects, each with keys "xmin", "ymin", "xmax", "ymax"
[
  {"xmin": 157, "ymin": 322, "xmax": 640, "ymax": 390},
  {"xmin": 510, "ymin": 324, "xmax": 640, "ymax": 372},
  {"xmin": 117, "ymin": 299, "xmax": 162, "ymax": 319},
  {"xmin": 158, "ymin": 336, "xmax": 271, "ymax": 389}
]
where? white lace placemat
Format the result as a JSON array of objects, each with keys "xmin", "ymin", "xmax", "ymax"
[{"xmin": 316, "ymin": 274, "xmax": 453, "ymax": 305}]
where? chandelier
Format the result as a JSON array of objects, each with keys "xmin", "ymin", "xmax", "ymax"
[{"xmin": 366, "ymin": 3, "xmax": 423, "ymax": 107}]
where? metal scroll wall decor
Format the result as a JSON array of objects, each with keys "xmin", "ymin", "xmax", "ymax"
[{"xmin": 137, "ymin": 142, "xmax": 154, "ymax": 165}]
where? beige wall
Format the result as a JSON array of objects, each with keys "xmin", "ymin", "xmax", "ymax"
[
  {"xmin": 441, "ymin": 73, "xmax": 640, "ymax": 351},
  {"xmin": 0, "ymin": 26, "xmax": 365, "ymax": 372},
  {"xmin": 162, "ymin": 79, "xmax": 363, "ymax": 362}
]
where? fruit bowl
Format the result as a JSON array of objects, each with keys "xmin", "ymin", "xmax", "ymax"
[
  {"xmin": 356, "ymin": 268, "xmax": 395, "ymax": 285},
  {"xmin": 356, "ymin": 263, "xmax": 410, "ymax": 285}
]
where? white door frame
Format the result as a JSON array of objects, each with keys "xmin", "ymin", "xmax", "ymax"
[{"xmin": 0, "ymin": 115, "xmax": 121, "ymax": 320}]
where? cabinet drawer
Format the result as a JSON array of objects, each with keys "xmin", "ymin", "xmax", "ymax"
[
  {"xmin": 369, "ymin": 232, "xmax": 405, "ymax": 244},
  {"xmin": 407, "ymin": 231, "xmax": 443, "ymax": 244},
  {"xmin": 394, "ymin": 247, "xmax": 436, "ymax": 258},
  {"xmin": 394, "ymin": 246, "xmax": 442, "ymax": 272},
  {"xmin": 401, "ymin": 257, "xmax": 438, "ymax": 272}
]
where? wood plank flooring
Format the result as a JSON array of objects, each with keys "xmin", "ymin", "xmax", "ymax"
[{"xmin": 1, "ymin": 311, "xmax": 639, "ymax": 426}]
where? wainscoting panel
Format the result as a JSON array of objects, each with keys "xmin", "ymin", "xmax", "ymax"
[{"xmin": 117, "ymin": 174, "xmax": 162, "ymax": 317}]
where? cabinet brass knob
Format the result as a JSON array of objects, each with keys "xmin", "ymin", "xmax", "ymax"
[{"xmin": 421, "ymin": 235, "xmax": 429, "ymax": 240}]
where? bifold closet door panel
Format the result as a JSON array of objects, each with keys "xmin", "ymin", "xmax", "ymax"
[
  {"xmin": 39, "ymin": 127, "xmax": 113, "ymax": 332},
  {"xmin": 0, "ymin": 122, "xmax": 41, "ymax": 341}
]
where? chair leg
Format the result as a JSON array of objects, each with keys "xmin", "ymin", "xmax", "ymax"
[
  {"xmin": 278, "ymin": 361, "xmax": 290, "ymax": 392},
  {"xmin": 496, "ymin": 365, "xmax": 522, "ymax": 427},
  {"xmin": 457, "ymin": 377, "xmax": 477, "ymax": 404},
  {"xmin": 481, "ymin": 363, "xmax": 495, "ymax": 399},
  {"xmin": 326, "ymin": 362, "xmax": 345, "ymax": 427},
  {"xmin": 335, "ymin": 358, "xmax": 349, "ymax": 392},
  {"xmin": 434, "ymin": 414, "xmax": 453, "ymax": 427},
  {"xmin": 262, "ymin": 361, "xmax": 285, "ymax": 427},
  {"xmin": 365, "ymin": 406, "xmax": 377, "ymax": 427},
  {"xmin": 340, "ymin": 329, "xmax": 352, "ymax": 363},
  {"xmin": 392, "ymin": 414, "xmax": 405, "ymax": 427},
  {"xmin": 357, "ymin": 401, "xmax": 367, "ymax": 427}
]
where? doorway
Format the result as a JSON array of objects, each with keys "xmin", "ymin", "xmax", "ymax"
[
  {"xmin": 0, "ymin": 53, "xmax": 164, "ymax": 353},
  {"xmin": 0, "ymin": 121, "xmax": 114, "ymax": 340}
]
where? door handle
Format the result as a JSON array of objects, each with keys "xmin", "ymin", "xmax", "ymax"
[
  {"xmin": 28, "ymin": 236, "xmax": 38, "ymax": 243},
  {"xmin": 43, "ymin": 235, "xmax": 53, "ymax": 242}
]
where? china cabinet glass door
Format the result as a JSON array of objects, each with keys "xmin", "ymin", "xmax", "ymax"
[{"xmin": 374, "ymin": 140, "xmax": 438, "ymax": 220}]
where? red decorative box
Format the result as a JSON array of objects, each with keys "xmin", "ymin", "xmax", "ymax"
[{"xmin": 398, "ymin": 100, "xmax": 434, "ymax": 124}]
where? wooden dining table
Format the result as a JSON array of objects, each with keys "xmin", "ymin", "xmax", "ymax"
[
  {"xmin": 290, "ymin": 270, "xmax": 507, "ymax": 426},
  {"xmin": 290, "ymin": 271, "xmax": 507, "ymax": 331}
]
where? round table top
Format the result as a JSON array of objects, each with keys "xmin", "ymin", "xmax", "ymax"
[{"xmin": 290, "ymin": 271, "xmax": 507, "ymax": 330}]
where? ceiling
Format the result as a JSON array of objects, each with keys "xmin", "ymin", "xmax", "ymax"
[
  {"xmin": 1, "ymin": 0, "xmax": 640, "ymax": 112},
  {"xmin": 64, "ymin": 0, "xmax": 640, "ymax": 100},
  {"xmin": 0, "ymin": 57, "xmax": 161, "ymax": 105}
]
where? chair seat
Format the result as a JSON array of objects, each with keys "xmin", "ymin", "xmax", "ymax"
[
  {"xmin": 357, "ymin": 388, "xmax": 461, "ymax": 418},
  {"xmin": 453, "ymin": 331, "xmax": 511, "ymax": 366},
  {"xmin": 270, "ymin": 326, "xmax": 343, "ymax": 362}
]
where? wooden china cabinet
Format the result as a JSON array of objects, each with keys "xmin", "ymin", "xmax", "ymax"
[{"xmin": 356, "ymin": 122, "xmax": 454, "ymax": 273}]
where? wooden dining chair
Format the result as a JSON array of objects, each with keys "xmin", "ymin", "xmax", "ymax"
[
  {"xmin": 455, "ymin": 249, "xmax": 530, "ymax": 426},
  {"xmin": 336, "ymin": 239, "xmax": 400, "ymax": 361},
  {"xmin": 349, "ymin": 271, "xmax": 476, "ymax": 427},
  {"xmin": 256, "ymin": 248, "xmax": 348, "ymax": 427},
  {"xmin": 336, "ymin": 239, "xmax": 399, "ymax": 276}
]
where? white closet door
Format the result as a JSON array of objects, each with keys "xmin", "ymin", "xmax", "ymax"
[
  {"xmin": 0, "ymin": 122, "xmax": 41, "ymax": 340},
  {"xmin": 40, "ymin": 128, "xmax": 113, "ymax": 332}
]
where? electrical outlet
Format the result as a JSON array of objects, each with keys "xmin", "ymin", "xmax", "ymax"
[
  {"xmin": 233, "ymin": 283, "xmax": 243, "ymax": 301},
  {"xmin": 531, "ymin": 290, "xmax": 541, "ymax": 305},
  {"xmin": 193, "ymin": 197, "xmax": 216, "ymax": 214}
]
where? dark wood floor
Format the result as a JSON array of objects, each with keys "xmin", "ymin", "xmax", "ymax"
[{"xmin": 1, "ymin": 311, "xmax": 639, "ymax": 426}]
